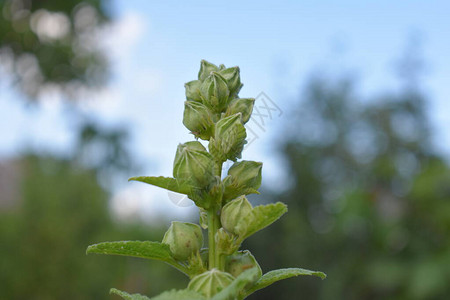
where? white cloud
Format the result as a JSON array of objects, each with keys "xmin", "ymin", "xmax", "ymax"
[
  {"xmin": 101, "ymin": 12, "xmax": 147, "ymax": 63},
  {"xmin": 110, "ymin": 184, "xmax": 197, "ymax": 223}
]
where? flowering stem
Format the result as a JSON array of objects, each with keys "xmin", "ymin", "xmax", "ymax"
[
  {"xmin": 208, "ymin": 207, "xmax": 219, "ymax": 269},
  {"xmin": 208, "ymin": 160, "xmax": 223, "ymax": 270}
]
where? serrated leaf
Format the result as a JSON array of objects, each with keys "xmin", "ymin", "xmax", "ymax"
[
  {"xmin": 111, "ymin": 288, "xmax": 151, "ymax": 300},
  {"xmin": 211, "ymin": 268, "xmax": 260, "ymax": 300},
  {"xmin": 244, "ymin": 268, "xmax": 326, "ymax": 297},
  {"xmin": 129, "ymin": 176, "xmax": 193, "ymax": 195},
  {"xmin": 236, "ymin": 202, "xmax": 287, "ymax": 239},
  {"xmin": 150, "ymin": 289, "xmax": 206, "ymax": 300},
  {"xmin": 87, "ymin": 241, "xmax": 189, "ymax": 276}
]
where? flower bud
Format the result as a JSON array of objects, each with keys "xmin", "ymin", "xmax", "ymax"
[
  {"xmin": 188, "ymin": 269, "xmax": 234, "ymax": 298},
  {"xmin": 162, "ymin": 221, "xmax": 203, "ymax": 261},
  {"xmin": 223, "ymin": 160, "xmax": 262, "ymax": 201},
  {"xmin": 185, "ymin": 80, "xmax": 202, "ymax": 102},
  {"xmin": 198, "ymin": 60, "xmax": 219, "ymax": 81},
  {"xmin": 221, "ymin": 196, "xmax": 253, "ymax": 236},
  {"xmin": 200, "ymin": 72, "xmax": 230, "ymax": 113},
  {"xmin": 226, "ymin": 250, "xmax": 262, "ymax": 279},
  {"xmin": 209, "ymin": 113, "xmax": 246, "ymax": 162},
  {"xmin": 219, "ymin": 66, "xmax": 242, "ymax": 98},
  {"xmin": 183, "ymin": 101, "xmax": 214, "ymax": 140},
  {"xmin": 224, "ymin": 98, "xmax": 255, "ymax": 124},
  {"xmin": 173, "ymin": 141, "xmax": 215, "ymax": 188}
]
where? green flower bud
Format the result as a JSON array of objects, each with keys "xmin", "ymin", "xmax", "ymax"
[
  {"xmin": 223, "ymin": 160, "xmax": 262, "ymax": 202},
  {"xmin": 209, "ymin": 113, "xmax": 247, "ymax": 162},
  {"xmin": 188, "ymin": 269, "xmax": 234, "ymax": 298},
  {"xmin": 162, "ymin": 221, "xmax": 203, "ymax": 261},
  {"xmin": 219, "ymin": 66, "xmax": 242, "ymax": 98},
  {"xmin": 224, "ymin": 98, "xmax": 255, "ymax": 124},
  {"xmin": 221, "ymin": 196, "xmax": 253, "ymax": 235},
  {"xmin": 183, "ymin": 101, "xmax": 214, "ymax": 140},
  {"xmin": 185, "ymin": 80, "xmax": 202, "ymax": 102},
  {"xmin": 198, "ymin": 60, "xmax": 219, "ymax": 81},
  {"xmin": 200, "ymin": 72, "xmax": 230, "ymax": 113},
  {"xmin": 173, "ymin": 141, "xmax": 215, "ymax": 187},
  {"xmin": 226, "ymin": 250, "xmax": 262, "ymax": 279}
]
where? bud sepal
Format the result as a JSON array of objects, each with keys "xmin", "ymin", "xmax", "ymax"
[
  {"xmin": 188, "ymin": 269, "xmax": 234, "ymax": 298},
  {"xmin": 219, "ymin": 66, "xmax": 242, "ymax": 98},
  {"xmin": 224, "ymin": 98, "xmax": 255, "ymax": 124},
  {"xmin": 185, "ymin": 80, "xmax": 203, "ymax": 102},
  {"xmin": 223, "ymin": 160, "xmax": 262, "ymax": 202},
  {"xmin": 183, "ymin": 101, "xmax": 214, "ymax": 140},
  {"xmin": 200, "ymin": 72, "xmax": 230, "ymax": 113},
  {"xmin": 198, "ymin": 60, "xmax": 219, "ymax": 81},
  {"xmin": 226, "ymin": 250, "xmax": 262, "ymax": 279},
  {"xmin": 209, "ymin": 113, "xmax": 247, "ymax": 162}
]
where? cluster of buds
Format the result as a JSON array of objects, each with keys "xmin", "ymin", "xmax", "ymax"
[
  {"xmin": 183, "ymin": 60, "xmax": 255, "ymax": 162},
  {"xmin": 89, "ymin": 60, "xmax": 325, "ymax": 300}
]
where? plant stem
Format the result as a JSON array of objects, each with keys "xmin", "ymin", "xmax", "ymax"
[
  {"xmin": 208, "ymin": 207, "xmax": 219, "ymax": 269},
  {"xmin": 217, "ymin": 253, "xmax": 225, "ymax": 271},
  {"xmin": 208, "ymin": 160, "xmax": 223, "ymax": 270}
]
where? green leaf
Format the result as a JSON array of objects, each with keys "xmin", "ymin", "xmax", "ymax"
[
  {"xmin": 211, "ymin": 268, "xmax": 260, "ymax": 300},
  {"xmin": 237, "ymin": 202, "xmax": 287, "ymax": 239},
  {"xmin": 86, "ymin": 241, "xmax": 189, "ymax": 276},
  {"xmin": 110, "ymin": 288, "xmax": 151, "ymax": 300},
  {"xmin": 244, "ymin": 268, "xmax": 327, "ymax": 297},
  {"xmin": 129, "ymin": 176, "xmax": 192, "ymax": 195},
  {"xmin": 111, "ymin": 288, "xmax": 206, "ymax": 300},
  {"xmin": 150, "ymin": 289, "xmax": 207, "ymax": 300}
]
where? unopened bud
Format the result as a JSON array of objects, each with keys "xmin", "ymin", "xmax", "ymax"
[
  {"xmin": 183, "ymin": 101, "xmax": 214, "ymax": 140},
  {"xmin": 224, "ymin": 98, "xmax": 255, "ymax": 124},
  {"xmin": 226, "ymin": 250, "xmax": 262, "ymax": 279},
  {"xmin": 198, "ymin": 60, "xmax": 219, "ymax": 81},
  {"xmin": 188, "ymin": 269, "xmax": 234, "ymax": 298},
  {"xmin": 209, "ymin": 113, "xmax": 246, "ymax": 162},
  {"xmin": 221, "ymin": 196, "xmax": 252, "ymax": 236},
  {"xmin": 219, "ymin": 66, "xmax": 242, "ymax": 98},
  {"xmin": 173, "ymin": 141, "xmax": 214, "ymax": 188},
  {"xmin": 162, "ymin": 221, "xmax": 203, "ymax": 261},
  {"xmin": 223, "ymin": 160, "xmax": 262, "ymax": 201},
  {"xmin": 200, "ymin": 72, "xmax": 230, "ymax": 113},
  {"xmin": 185, "ymin": 80, "xmax": 203, "ymax": 102}
]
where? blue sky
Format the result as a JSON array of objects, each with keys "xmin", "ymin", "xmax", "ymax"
[{"xmin": 1, "ymin": 0, "xmax": 449, "ymax": 220}]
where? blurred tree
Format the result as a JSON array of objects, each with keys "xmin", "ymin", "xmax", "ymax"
[
  {"xmin": 247, "ymin": 56, "xmax": 450, "ymax": 299},
  {"xmin": 0, "ymin": 124, "xmax": 187, "ymax": 299},
  {"xmin": 0, "ymin": 0, "xmax": 111, "ymax": 99}
]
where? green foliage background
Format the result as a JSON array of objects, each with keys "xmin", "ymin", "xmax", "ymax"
[{"xmin": 245, "ymin": 69, "xmax": 450, "ymax": 299}]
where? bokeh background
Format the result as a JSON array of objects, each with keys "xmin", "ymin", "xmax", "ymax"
[{"xmin": 1, "ymin": 1, "xmax": 449, "ymax": 299}]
